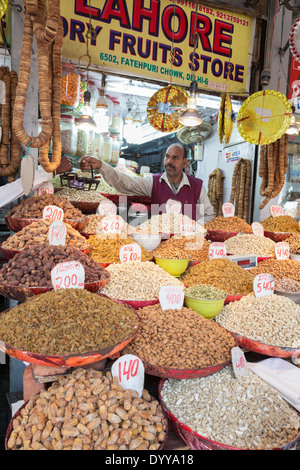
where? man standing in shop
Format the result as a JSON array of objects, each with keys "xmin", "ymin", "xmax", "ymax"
[{"xmin": 79, "ymin": 142, "xmax": 215, "ymax": 223}]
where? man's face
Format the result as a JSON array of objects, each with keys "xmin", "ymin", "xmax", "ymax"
[{"xmin": 164, "ymin": 145, "xmax": 187, "ymax": 179}]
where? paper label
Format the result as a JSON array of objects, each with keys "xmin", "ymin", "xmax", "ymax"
[
  {"xmin": 43, "ymin": 205, "xmax": 64, "ymax": 221},
  {"xmin": 48, "ymin": 221, "xmax": 67, "ymax": 246},
  {"xmin": 111, "ymin": 354, "xmax": 144, "ymax": 398},
  {"xmin": 253, "ymin": 273, "xmax": 275, "ymax": 298},
  {"xmin": 166, "ymin": 199, "xmax": 182, "ymax": 214},
  {"xmin": 96, "ymin": 200, "xmax": 117, "ymax": 216},
  {"xmin": 231, "ymin": 347, "xmax": 248, "ymax": 377},
  {"xmin": 251, "ymin": 222, "xmax": 264, "ymax": 237},
  {"xmin": 34, "ymin": 181, "xmax": 54, "ymax": 196},
  {"xmin": 21, "ymin": 155, "xmax": 35, "ymax": 196},
  {"xmin": 180, "ymin": 220, "xmax": 196, "ymax": 237},
  {"xmin": 51, "ymin": 261, "xmax": 85, "ymax": 290},
  {"xmin": 119, "ymin": 243, "xmax": 142, "ymax": 263},
  {"xmin": 222, "ymin": 202, "xmax": 235, "ymax": 217},
  {"xmin": 209, "ymin": 242, "xmax": 227, "ymax": 259},
  {"xmin": 275, "ymin": 242, "xmax": 290, "ymax": 260},
  {"xmin": 159, "ymin": 286, "xmax": 184, "ymax": 311},
  {"xmin": 270, "ymin": 205, "xmax": 284, "ymax": 217},
  {"xmin": 101, "ymin": 215, "xmax": 124, "ymax": 234}
]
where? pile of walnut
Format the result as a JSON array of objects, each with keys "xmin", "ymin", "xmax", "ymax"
[{"xmin": 7, "ymin": 368, "xmax": 167, "ymax": 450}]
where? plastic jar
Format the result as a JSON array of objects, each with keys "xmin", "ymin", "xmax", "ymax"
[
  {"xmin": 87, "ymin": 80, "xmax": 98, "ymax": 115},
  {"xmin": 100, "ymin": 132, "xmax": 112, "ymax": 163},
  {"xmin": 111, "ymin": 136, "xmax": 120, "ymax": 165},
  {"xmin": 87, "ymin": 129, "xmax": 95, "ymax": 155},
  {"xmin": 60, "ymin": 114, "xmax": 77, "ymax": 156},
  {"xmin": 61, "ymin": 63, "xmax": 80, "ymax": 108},
  {"xmin": 110, "ymin": 98, "xmax": 123, "ymax": 136},
  {"xmin": 94, "ymin": 132, "xmax": 101, "ymax": 159},
  {"xmin": 76, "ymin": 74, "xmax": 87, "ymax": 113},
  {"xmin": 76, "ymin": 128, "xmax": 88, "ymax": 157}
]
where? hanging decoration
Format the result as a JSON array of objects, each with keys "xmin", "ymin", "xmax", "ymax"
[
  {"xmin": 0, "ymin": 0, "xmax": 8, "ymax": 20},
  {"xmin": 236, "ymin": 90, "xmax": 292, "ymax": 145},
  {"xmin": 218, "ymin": 92, "xmax": 234, "ymax": 145},
  {"xmin": 289, "ymin": 14, "xmax": 300, "ymax": 63},
  {"xmin": 208, "ymin": 168, "xmax": 225, "ymax": 217},
  {"xmin": 229, "ymin": 158, "xmax": 252, "ymax": 221}
]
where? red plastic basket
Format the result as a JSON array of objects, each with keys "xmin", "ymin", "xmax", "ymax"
[
  {"xmin": 263, "ymin": 231, "xmax": 293, "ymax": 243},
  {"xmin": 230, "ymin": 331, "xmax": 300, "ymax": 358},
  {"xmin": 206, "ymin": 229, "xmax": 239, "ymax": 242}
]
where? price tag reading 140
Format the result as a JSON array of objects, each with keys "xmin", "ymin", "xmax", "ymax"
[
  {"xmin": 209, "ymin": 242, "xmax": 227, "ymax": 259},
  {"xmin": 119, "ymin": 243, "xmax": 142, "ymax": 263},
  {"xmin": 253, "ymin": 273, "xmax": 275, "ymax": 298},
  {"xmin": 111, "ymin": 354, "xmax": 144, "ymax": 398},
  {"xmin": 51, "ymin": 261, "xmax": 85, "ymax": 291},
  {"xmin": 159, "ymin": 286, "xmax": 184, "ymax": 311}
]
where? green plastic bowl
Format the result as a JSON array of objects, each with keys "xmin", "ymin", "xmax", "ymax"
[
  {"xmin": 184, "ymin": 295, "xmax": 226, "ymax": 319},
  {"xmin": 154, "ymin": 257, "xmax": 190, "ymax": 277}
]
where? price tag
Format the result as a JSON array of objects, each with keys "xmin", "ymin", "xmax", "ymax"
[
  {"xmin": 222, "ymin": 202, "xmax": 235, "ymax": 217},
  {"xmin": 166, "ymin": 199, "xmax": 182, "ymax": 214},
  {"xmin": 159, "ymin": 286, "xmax": 184, "ymax": 311},
  {"xmin": 209, "ymin": 242, "xmax": 227, "ymax": 259},
  {"xmin": 43, "ymin": 205, "xmax": 64, "ymax": 221},
  {"xmin": 119, "ymin": 243, "xmax": 142, "ymax": 263},
  {"xmin": 111, "ymin": 354, "xmax": 144, "ymax": 398},
  {"xmin": 251, "ymin": 222, "xmax": 264, "ymax": 237},
  {"xmin": 180, "ymin": 220, "xmax": 196, "ymax": 237},
  {"xmin": 96, "ymin": 200, "xmax": 117, "ymax": 216},
  {"xmin": 101, "ymin": 215, "xmax": 124, "ymax": 234},
  {"xmin": 275, "ymin": 242, "xmax": 290, "ymax": 260},
  {"xmin": 51, "ymin": 261, "xmax": 85, "ymax": 291},
  {"xmin": 34, "ymin": 181, "xmax": 54, "ymax": 196},
  {"xmin": 48, "ymin": 221, "xmax": 66, "ymax": 246},
  {"xmin": 270, "ymin": 205, "xmax": 284, "ymax": 217},
  {"xmin": 253, "ymin": 273, "xmax": 275, "ymax": 298},
  {"xmin": 231, "ymin": 347, "xmax": 248, "ymax": 377}
]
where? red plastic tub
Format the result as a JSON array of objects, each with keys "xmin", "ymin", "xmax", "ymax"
[{"xmin": 230, "ymin": 331, "xmax": 300, "ymax": 358}]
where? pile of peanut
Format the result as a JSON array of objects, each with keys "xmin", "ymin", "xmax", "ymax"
[
  {"xmin": 153, "ymin": 235, "xmax": 210, "ymax": 262},
  {"xmin": 181, "ymin": 258, "xmax": 254, "ymax": 296},
  {"xmin": 249, "ymin": 258, "xmax": 300, "ymax": 282},
  {"xmin": 225, "ymin": 233, "xmax": 275, "ymax": 257},
  {"xmin": 0, "ymin": 289, "xmax": 139, "ymax": 355},
  {"xmin": 2, "ymin": 219, "xmax": 90, "ymax": 251},
  {"xmin": 261, "ymin": 215, "xmax": 300, "ymax": 233},
  {"xmin": 88, "ymin": 235, "xmax": 152, "ymax": 264},
  {"xmin": 204, "ymin": 216, "xmax": 252, "ymax": 233},
  {"xmin": 215, "ymin": 293, "xmax": 300, "ymax": 348},
  {"xmin": 0, "ymin": 244, "xmax": 109, "ymax": 287},
  {"xmin": 285, "ymin": 233, "xmax": 300, "ymax": 254},
  {"xmin": 275, "ymin": 278, "xmax": 300, "ymax": 293},
  {"xmin": 55, "ymin": 187, "xmax": 112, "ymax": 203},
  {"xmin": 7, "ymin": 368, "xmax": 167, "ymax": 450},
  {"xmin": 160, "ymin": 366, "xmax": 300, "ymax": 450},
  {"xmin": 124, "ymin": 303, "xmax": 236, "ymax": 369},
  {"xmin": 101, "ymin": 261, "xmax": 184, "ymax": 301},
  {"xmin": 7, "ymin": 193, "xmax": 83, "ymax": 220}
]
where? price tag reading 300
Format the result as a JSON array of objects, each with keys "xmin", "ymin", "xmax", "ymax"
[
  {"xmin": 253, "ymin": 273, "xmax": 275, "ymax": 298},
  {"xmin": 51, "ymin": 261, "xmax": 85, "ymax": 291}
]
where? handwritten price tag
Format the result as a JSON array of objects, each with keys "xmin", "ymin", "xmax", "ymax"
[
  {"xmin": 251, "ymin": 222, "xmax": 264, "ymax": 237},
  {"xmin": 111, "ymin": 354, "xmax": 144, "ymax": 398},
  {"xmin": 270, "ymin": 205, "xmax": 285, "ymax": 217},
  {"xmin": 119, "ymin": 243, "xmax": 142, "ymax": 263},
  {"xmin": 180, "ymin": 220, "xmax": 196, "ymax": 237},
  {"xmin": 222, "ymin": 202, "xmax": 235, "ymax": 217},
  {"xmin": 101, "ymin": 215, "xmax": 124, "ymax": 234},
  {"xmin": 43, "ymin": 205, "xmax": 64, "ymax": 221},
  {"xmin": 51, "ymin": 261, "xmax": 85, "ymax": 291},
  {"xmin": 159, "ymin": 286, "xmax": 184, "ymax": 311},
  {"xmin": 166, "ymin": 199, "xmax": 182, "ymax": 214},
  {"xmin": 209, "ymin": 242, "xmax": 227, "ymax": 259},
  {"xmin": 34, "ymin": 181, "xmax": 54, "ymax": 196},
  {"xmin": 231, "ymin": 347, "xmax": 248, "ymax": 377},
  {"xmin": 48, "ymin": 221, "xmax": 66, "ymax": 246},
  {"xmin": 253, "ymin": 273, "xmax": 275, "ymax": 298},
  {"xmin": 96, "ymin": 200, "xmax": 117, "ymax": 216},
  {"xmin": 275, "ymin": 242, "xmax": 289, "ymax": 260}
]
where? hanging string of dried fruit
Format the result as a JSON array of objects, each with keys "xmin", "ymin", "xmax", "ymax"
[
  {"xmin": 12, "ymin": 0, "xmax": 63, "ymax": 173},
  {"xmin": 208, "ymin": 168, "xmax": 225, "ymax": 217},
  {"xmin": 229, "ymin": 158, "xmax": 251, "ymax": 220},
  {"xmin": 0, "ymin": 66, "xmax": 21, "ymax": 181},
  {"xmin": 259, "ymin": 134, "xmax": 288, "ymax": 209}
]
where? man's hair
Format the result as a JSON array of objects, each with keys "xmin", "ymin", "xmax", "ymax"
[{"xmin": 168, "ymin": 142, "xmax": 188, "ymax": 159}]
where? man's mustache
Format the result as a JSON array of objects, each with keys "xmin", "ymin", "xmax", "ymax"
[{"xmin": 165, "ymin": 164, "xmax": 175, "ymax": 169}]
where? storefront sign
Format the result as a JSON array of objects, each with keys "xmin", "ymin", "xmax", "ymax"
[{"xmin": 61, "ymin": 1, "xmax": 254, "ymax": 93}]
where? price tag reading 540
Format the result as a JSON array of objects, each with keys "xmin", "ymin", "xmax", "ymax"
[{"xmin": 253, "ymin": 273, "xmax": 275, "ymax": 298}]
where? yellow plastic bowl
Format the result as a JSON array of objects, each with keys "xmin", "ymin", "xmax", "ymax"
[
  {"xmin": 184, "ymin": 296, "xmax": 226, "ymax": 319},
  {"xmin": 154, "ymin": 257, "xmax": 190, "ymax": 277}
]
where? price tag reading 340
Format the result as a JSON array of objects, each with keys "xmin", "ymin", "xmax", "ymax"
[
  {"xmin": 101, "ymin": 215, "xmax": 124, "ymax": 234},
  {"xmin": 180, "ymin": 220, "xmax": 196, "ymax": 237},
  {"xmin": 43, "ymin": 205, "xmax": 64, "ymax": 221},
  {"xmin": 119, "ymin": 243, "xmax": 142, "ymax": 263},
  {"xmin": 253, "ymin": 273, "xmax": 275, "ymax": 298},
  {"xmin": 222, "ymin": 202, "xmax": 235, "ymax": 217},
  {"xmin": 209, "ymin": 242, "xmax": 227, "ymax": 259},
  {"xmin": 51, "ymin": 261, "xmax": 85, "ymax": 291},
  {"xmin": 275, "ymin": 242, "xmax": 289, "ymax": 260},
  {"xmin": 159, "ymin": 286, "xmax": 184, "ymax": 311},
  {"xmin": 48, "ymin": 221, "xmax": 67, "ymax": 246},
  {"xmin": 96, "ymin": 200, "xmax": 117, "ymax": 216},
  {"xmin": 111, "ymin": 354, "xmax": 144, "ymax": 398}
]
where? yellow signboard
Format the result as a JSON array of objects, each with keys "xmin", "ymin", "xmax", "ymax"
[{"xmin": 61, "ymin": 0, "xmax": 254, "ymax": 94}]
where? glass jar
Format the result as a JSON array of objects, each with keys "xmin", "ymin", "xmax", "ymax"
[
  {"xmin": 110, "ymin": 98, "xmax": 123, "ymax": 137},
  {"xmin": 87, "ymin": 129, "xmax": 95, "ymax": 155},
  {"xmin": 60, "ymin": 114, "xmax": 77, "ymax": 156},
  {"xmin": 76, "ymin": 74, "xmax": 87, "ymax": 113},
  {"xmin": 94, "ymin": 132, "xmax": 101, "ymax": 159},
  {"xmin": 100, "ymin": 132, "xmax": 112, "ymax": 163},
  {"xmin": 87, "ymin": 80, "xmax": 98, "ymax": 115},
  {"xmin": 111, "ymin": 136, "xmax": 120, "ymax": 165},
  {"xmin": 61, "ymin": 63, "xmax": 80, "ymax": 109},
  {"xmin": 76, "ymin": 128, "xmax": 88, "ymax": 157}
]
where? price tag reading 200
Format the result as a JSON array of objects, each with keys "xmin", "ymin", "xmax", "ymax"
[
  {"xmin": 51, "ymin": 261, "xmax": 85, "ymax": 291},
  {"xmin": 253, "ymin": 273, "xmax": 275, "ymax": 298},
  {"xmin": 159, "ymin": 286, "xmax": 184, "ymax": 311},
  {"xmin": 111, "ymin": 354, "xmax": 144, "ymax": 398},
  {"xmin": 43, "ymin": 205, "xmax": 64, "ymax": 221}
]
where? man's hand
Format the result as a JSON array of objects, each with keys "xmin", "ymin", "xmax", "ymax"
[
  {"xmin": 55, "ymin": 156, "xmax": 73, "ymax": 174},
  {"xmin": 79, "ymin": 156, "xmax": 102, "ymax": 171}
]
